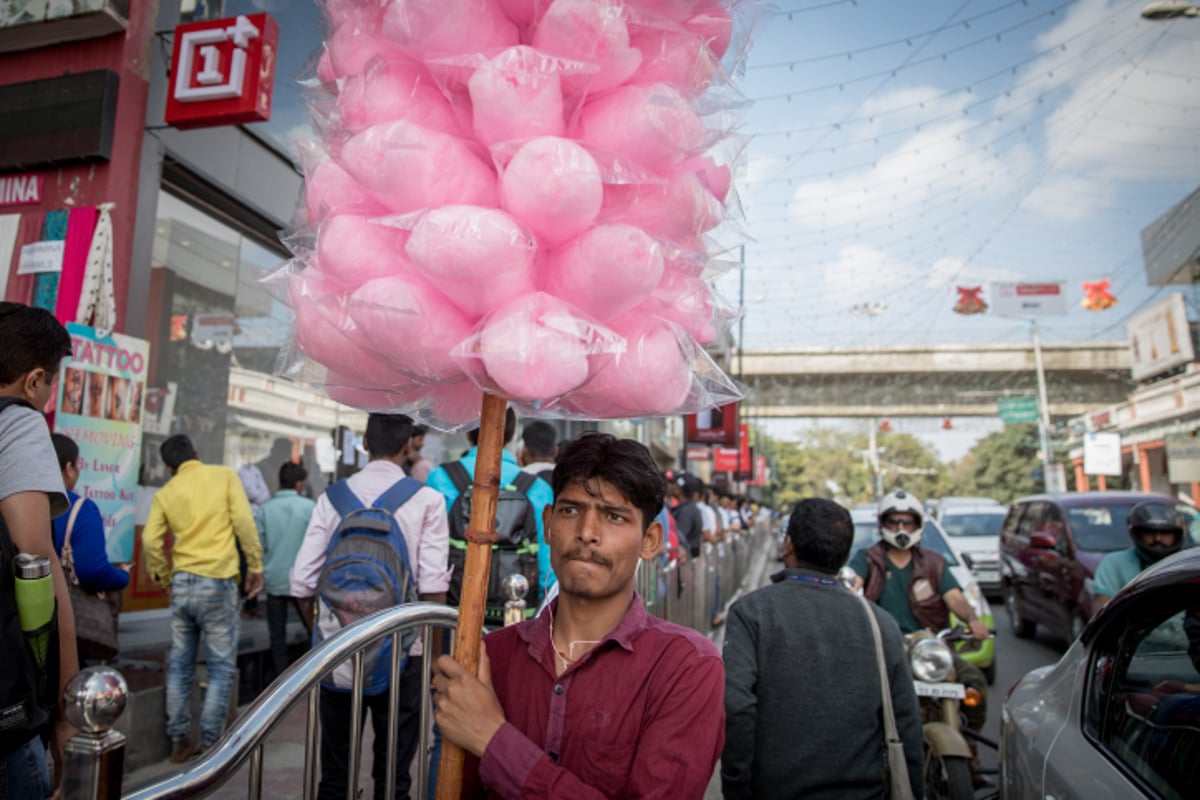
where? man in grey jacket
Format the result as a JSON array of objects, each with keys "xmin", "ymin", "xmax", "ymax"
[{"xmin": 722, "ymin": 498, "xmax": 923, "ymax": 799}]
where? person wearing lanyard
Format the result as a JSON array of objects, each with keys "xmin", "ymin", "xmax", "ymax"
[{"xmin": 721, "ymin": 498, "xmax": 923, "ymax": 800}]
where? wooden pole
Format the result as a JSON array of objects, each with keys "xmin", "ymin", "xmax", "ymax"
[{"xmin": 436, "ymin": 392, "xmax": 508, "ymax": 799}]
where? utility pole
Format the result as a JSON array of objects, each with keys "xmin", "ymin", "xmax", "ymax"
[{"xmin": 1031, "ymin": 320, "xmax": 1057, "ymax": 491}]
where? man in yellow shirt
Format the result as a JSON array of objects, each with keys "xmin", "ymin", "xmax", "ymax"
[{"xmin": 142, "ymin": 434, "xmax": 264, "ymax": 762}]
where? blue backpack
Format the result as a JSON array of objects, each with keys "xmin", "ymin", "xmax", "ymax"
[{"xmin": 315, "ymin": 478, "xmax": 421, "ymax": 695}]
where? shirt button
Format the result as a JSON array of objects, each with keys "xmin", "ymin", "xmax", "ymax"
[{"xmin": 553, "ymin": 684, "xmax": 564, "ymax": 695}]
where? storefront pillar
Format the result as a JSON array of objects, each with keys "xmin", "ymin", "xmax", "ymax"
[
  {"xmin": 1097, "ymin": 474, "xmax": 1108, "ymax": 491},
  {"xmin": 1138, "ymin": 445, "xmax": 1153, "ymax": 493},
  {"xmin": 1073, "ymin": 459, "xmax": 1089, "ymax": 492}
]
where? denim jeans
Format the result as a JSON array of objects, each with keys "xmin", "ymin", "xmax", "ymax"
[
  {"xmin": 0, "ymin": 734, "xmax": 51, "ymax": 799},
  {"xmin": 166, "ymin": 572, "xmax": 240, "ymax": 747}
]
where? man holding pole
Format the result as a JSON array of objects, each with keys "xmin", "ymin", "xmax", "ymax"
[{"xmin": 432, "ymin": 433, "xmax": 725, "ymax": 799}]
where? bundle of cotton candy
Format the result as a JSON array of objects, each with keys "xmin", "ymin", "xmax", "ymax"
[{"xmin": 278, "ymin": 0, "xmax": 758, "ymax": 428}]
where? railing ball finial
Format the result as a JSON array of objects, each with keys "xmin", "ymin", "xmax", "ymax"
[
  {"xmin": 63, "ymin": 666, "xmax": 128, "ymax": 734},
  {"xmin": 502, "ymin": 574, "xmax": 529, "ymax": 627}
]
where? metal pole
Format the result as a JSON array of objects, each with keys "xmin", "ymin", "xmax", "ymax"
[
  {"xmin": 737, "ymin": 245, "xmax": 746, "ymax": 489},
  {"xmin": 1031, "ymin": 320, "xmax": 1055, "ymax": 490},
  {"xmin": 868, "ymin": 419, "xmax": 882, "ymax": 500}
]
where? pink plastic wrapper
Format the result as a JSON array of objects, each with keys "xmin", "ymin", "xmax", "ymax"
[
  {"xmin": 302, "ymin": 151, "xmax": 387, "ymax": 224},
  {"xmin": 599, "ymin": 169, "xmax": 723, "ymax": 242},
  {"xmin": 575, "ymin": 83, "xmax": 707, "ymax": 171},
  {"xmin": 532, "ymin": 0, "xmax": 641, "ymax": 94},
  {"xmin": 499, "ymin": 136, "xmax": 603, "ymax": 245},
  {"xmin": 316, "ymin": 215, "xmax": 412, "ymax": 288},
  {"xmin": 543, "ymin": 223, "xmax": 663, "ymax": 321},
  {"xmin": 567, "ymin": 315, "xmax": 694, "ymax": 417},
  {"xmin": 382, "ymin": 0, "xmax": 519, "ymax": 55},
  {"xmin": 469, "ymin": 46, "xmax": 566, "ymax": 145},
  {"xmin": 338, "ymin": 61, "xmax": 465, "ymax": 136}
]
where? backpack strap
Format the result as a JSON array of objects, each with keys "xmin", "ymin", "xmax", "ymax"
[
  {"xmin": 0, "ymin": 398, "xmax": 34, "ymax": 414},
  {"xmin": 324, "ymin": 480, "xmax": 364, "ymax": 519},
  {"xmin": 444, "ymin": 460, "xmax": 471, "ymax": 496},
  {"xmin": 512, "ymin": 471, "xmax": 538, "ymax": 495},
  {"xmin": 372, "ymin": 477, "xmax": 422, "ymax": 514}
]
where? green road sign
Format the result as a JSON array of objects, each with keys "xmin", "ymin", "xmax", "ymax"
[{"xmin": 998, "ymin": 396, "xmax": 1040, "ymax": 424}]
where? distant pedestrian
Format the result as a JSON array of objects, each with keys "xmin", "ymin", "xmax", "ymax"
[
  {"xmin": 403, "ymin": 425, "xmax": 434, "ymax": 482},
  {"xmin": 517, "ymin": 420, "xmax": 557, "ymax": 484},
  {"xmin": 722, "ymin": 498, "xmax": 924, "ymax": 800},
  {"xmin": 255, "ymin": 461, "xmax": 316, "ymax": 679},
  {"xmin": 142, "ymin": 434, "xmax": 263, "ymax": 762}
]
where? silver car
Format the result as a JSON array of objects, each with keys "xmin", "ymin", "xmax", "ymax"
[{"xmin": 1000, "ymin": 547, "xmax": 1200, "ymax": 799}]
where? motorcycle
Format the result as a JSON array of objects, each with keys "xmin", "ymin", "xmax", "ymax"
[{"xmin": 907, "ymin": 626, "xmax": 998, "ymax": 800}]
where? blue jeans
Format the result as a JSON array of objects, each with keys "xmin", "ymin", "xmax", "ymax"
[
  {"xmin": 0, "ymin": 734, "xmax": 51, "ymax": 799},
  {"xmin": 166, "ymin": 572, "xmax": 240, "ymax": 747}
]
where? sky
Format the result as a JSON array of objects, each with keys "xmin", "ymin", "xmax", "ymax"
[{"xmin": 710, "ymin": 0, "xmax": 1200, "ymax": 460}]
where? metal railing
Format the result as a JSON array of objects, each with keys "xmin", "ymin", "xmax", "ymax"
[{"xmin": 64, "ymin": 520, "xmax": 772, "ymax": 799}]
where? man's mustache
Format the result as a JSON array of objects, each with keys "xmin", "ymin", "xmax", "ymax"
[{"xmin": 563, "ymin": 549, "xmax": 612, "ymax": 568}]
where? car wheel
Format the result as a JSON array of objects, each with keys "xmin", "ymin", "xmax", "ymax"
[
  {"xmin": 1005, "ymin": 583, "xmax": 1035, "ymax": 639},
  {"xmin": 983, "ymin": 657, "xmax": 997, "ymax": 685},
  {"xmin": 924, "ymin": 750, "xmax": 974, "ymax": 800}
]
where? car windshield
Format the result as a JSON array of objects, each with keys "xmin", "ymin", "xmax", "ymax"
[
  {"xmin": 940, "ymin": 513, "xmax": 1005, "ymax": 537},
  {"xmin": 851, "ymin": 521, "xmax": 959, "ymax": 566},
  {"xmin": 1067, "ymin": 504, "xmax": 1134, "ymax": 551}
]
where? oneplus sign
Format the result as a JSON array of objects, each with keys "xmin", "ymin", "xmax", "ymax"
[{"xmin": 165, "ymin": 14, "xmax": 278, "ymax": 129}]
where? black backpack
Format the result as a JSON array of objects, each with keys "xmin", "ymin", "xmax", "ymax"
[
  {"xmin": 443, "ymin": 461, "xmax": 541, "ymax": 618},
  {"xmin": 0, "ymin": 397, "xmax": 57, "ymax": 751}
]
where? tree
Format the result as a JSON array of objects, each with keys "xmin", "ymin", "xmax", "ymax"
[{"xmin": 948, "ymin": 423, "xmax": 1041, "ymax": 503}]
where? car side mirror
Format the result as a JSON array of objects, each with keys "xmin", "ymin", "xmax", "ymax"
[{"xmin": 1030, "ymin": 531, "xmax": 1057, "ymax": 549}]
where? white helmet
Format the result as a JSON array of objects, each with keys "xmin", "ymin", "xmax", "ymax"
[{"xmin": 878, "ymin": 490, "xmax": 924, "ymax": 550}]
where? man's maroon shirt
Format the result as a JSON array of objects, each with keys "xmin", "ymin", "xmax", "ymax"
[{"xmin": 463, "ymin": 594, "xmax": 725, "ymax": 799}]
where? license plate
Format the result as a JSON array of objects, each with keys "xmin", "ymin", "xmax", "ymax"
[{"xmin": 914, "ymin": 681, "xmax": 966, "ymax": 699}]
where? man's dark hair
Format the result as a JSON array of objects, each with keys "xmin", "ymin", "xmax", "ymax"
[
  {"xmin": 161, "ymin": 434, "xmax": 198, "ymax": 469},
  {"xmin": 522, "ymin": 421, "xmax": 557, "ymax": 460},
  {"xmin": 0, "ymin": 302, "xmax": 73, "ymax": 385},
  {"xmin": 552, "ymin": 433, "xmax": 666, "ymax": 531},
  {"xmin": 467, "ymin": 408, "xmax": 517, "ymax": 447},
  {"xmin": 673, "ymin": 472, "xmax": 703, "ymax": 499},
  {"xmin": 279, "ymin": 461, "xmax": 307, "ymax": 489},
  {"xmin": 411, "ymin": 424, "xmax": 428, "ymax": 438},
  {"xmin": 787, "ymin": 499, "xmax": 854, "ymax": 573},
  {"xmin": 51, "ymin": 432, "xmax": 79, "ymax": 472},
  {"xmin": 365, "ymin": 413, "xmax": 414, "ymax": 458}
]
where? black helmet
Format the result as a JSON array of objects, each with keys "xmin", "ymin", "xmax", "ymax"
[{"xmin": 1126, "ymin": 501, "xmax": 1185, "ymax": 565}]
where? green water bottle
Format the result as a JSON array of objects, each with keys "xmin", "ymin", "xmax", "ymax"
[{"xmin": 14, "ymin": 553, "xmax": 54, "ymax": 670}]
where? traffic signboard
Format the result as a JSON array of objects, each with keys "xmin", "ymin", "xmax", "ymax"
[{"xmin": 998, "ymin": 396, "xmax": 1039, "ymax": 423}]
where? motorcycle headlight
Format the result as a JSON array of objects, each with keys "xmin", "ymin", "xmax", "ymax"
[{"xmin": 910, "ymin": 638, "xmax": 954, "ymax": 683}]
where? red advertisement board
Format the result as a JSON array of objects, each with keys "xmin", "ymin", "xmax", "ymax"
[
  {"xmin": 714, "ymin": 424, "xmax": 751, "ymax": 474},
  {"xmin": 165, "ymin": 14, "xmax": 279, "ymax": 130},
  {"xmin": 685, "ymin": 401, "xmax": 738, "ymax": 445}
]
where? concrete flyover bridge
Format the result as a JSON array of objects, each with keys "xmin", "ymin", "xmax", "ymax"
[{"xmin": 737, "ymin": 341, "xmax": 1134, "ymax": 419}]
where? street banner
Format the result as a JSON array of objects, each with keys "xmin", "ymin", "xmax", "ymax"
[
  {"xmin": 685, "ymin": 401, "xmax": 738, "ymax": 445},
  {"xmin": 1166, "ymin": 434, "xmax": 1200, "ymax": 484},
  {"xmin": 1083, "ymin": 432, "xmax": 1122, "ymax": 476},
  {"xmin": 54, "ymin": 324, "xmax": 149, "ymax": 563},
  {"xmin": 1126, "ymin": 293, "xmax": 1194, "ymax": 382},
  {"xmin": 990, "ymin": 282, "xmax": 1068, "ymax": 317}
]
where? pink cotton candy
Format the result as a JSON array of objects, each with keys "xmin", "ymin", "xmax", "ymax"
[
  {"xmin": 406, "ymin": 205, "xmax": 537, "ymax": 317},
  {"xmin": 576, "ymin": 84, "xmax": 707, "ymax": 171},
  {"xmin": 317, "ymin": 215, "xmax": 412, "ymax": 288},
  {"xmin": 339, "ymin": 61, "xmax": 463, "ymax": 136},
  {"xmin": 340, "ymin": 120, "xmax": 499, "ymax": 214},
  {"xmin": 475, "ymin": 293, "xmax": 592, "ymax": 401},
  {"xmin": 569, "ymin": 315, "xmax": 692, "ymax": 417},
  {"xmin": 348, "ymin": 274, "xmax": 475, "ymax": 381},
  {"xmin": 304, "ymin": 158, "xmax": 387, "ymax": 224},
  {"xmin": 290, "ymin": 271, "xmax": 394, "ymax": 383},
  {"xmin": 495, "ymin": 0, "xmax": 549, "ymax": 27},
  {"xmin": 600, "ymin": 170, "xmax": 722, "ymax": 242},
  {"xmin": 628, "ymin": 25, "xmax": 717, "ymax": 94},
  {"xmin": 533, "ymin": 0, "xmax": 641, "ymax": 94},
  {"xmin": 500, "ymin": 137, "xmax": 602, "ymax": 245},
  {"xmin": 429, "ymin": 382, "xmax": 486, "ymax": 426},
  {"xmin": 323, "ymin": 371, "xmax": 426, "ymax": 412},
  {"xmin": 643, "ymin": 270, "xmax": 718, "ymax": 344},
  {"xmin": 683, "ymin": 0, "xmax": 733, "ymax": 60},
  {"xmin": 382, "ymin": 0, "xmax": 518, "ymax": 55},
  {"xmin": 469, "ymin": 47, "xmax": 565, "ymax": 145},
  {"xmin": 325, "ymin": 10, "xmax": 404, "ymax": 80},
  {"xmin": 544, "ymin": 223, "xmax": 663, "ymax": 321}
]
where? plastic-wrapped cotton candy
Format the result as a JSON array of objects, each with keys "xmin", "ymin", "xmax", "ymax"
[
  {"xmin": 682, "ymin": 0, "xmax": 734, "ymax": 59},
  {"xmin": 495, "ymin": 0, "xmax": 549, "ymax": 27},
  {"xmin": 568, "ymin": 315, "xmax": 693, "ymax": 417},
  {"xmin": 600, "ymin": 170, "xmax": 723, "ymax": 242},
  {"xmin": 323, "ymin": 370, "xmax": 426, "ymax": 412},
  {"xmin": 289, "ymin": 272, "xmax": 396, "ymax": 385},
  {"xmin": 382, "ymin": 0, "xmax": 518, "ymax": 55},
  {"xmin": 339, "ymin": 61, "xmax": 464, "ymax": 135},
  {"xmin": 628, "ymin": 25, "xmax": 718, "ymax": 94},
  {"xmin": 316, "ymin": 215, "xmax": 412, "ymax": 288},
  {"xmin": 429, "ymin": 381, "xmax": 487, "ymax": 425},
  {"xmin": 303, "ymin": 157, "xmax": 387, "ymax": 224},
  {"xmin": 469, "ymin": 46, "xmax": 565, "ymax": 145},
  {"xmin": 576, "ymin": 83, "xmax": 707, "ymax": 171},
  {"xmin": 324, "ymin": 9, "xmax": 404, "ymax": 81},
  {"xmin": 500, "ymin": 137, "xmax": 602, "ymax": 245},
  {"xmin": 348, "ymin": 273, "xmax": 475, "ymax": 382},
  {"xmin": 533, "ymin": 0, "xmax": 641, "ymax": 94},
  {"xmin": 406, "ymin": 205, "xmax": 537, "ymax": 317},
  {"xmin": 340, "ymin": 120, "xmax": 499, "ymax": 213},
  {"xmin": 641, "ymin": 270, "xmax": 720, "ymax": 345},
  {"xmin": 467, "ymin": 293, "xmax": 596, "ymax": 401},
  {"xmin": 544, "ymin": 223, "xmax": 663, "ymax": 320}
]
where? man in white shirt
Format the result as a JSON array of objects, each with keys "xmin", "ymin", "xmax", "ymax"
[{"xmin": 290, "ymin": 413, "xmax": 450, "ymax": 800}]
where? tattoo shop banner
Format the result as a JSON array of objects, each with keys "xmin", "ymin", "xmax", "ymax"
[{"xmin": 54, "ymin": 323, "xmax": 149, "ymax": 563}]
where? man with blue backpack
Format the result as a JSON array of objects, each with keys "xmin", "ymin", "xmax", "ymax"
[{"xmin": 290, "ymin": 414, "xmax": 450, "ymax": 800}]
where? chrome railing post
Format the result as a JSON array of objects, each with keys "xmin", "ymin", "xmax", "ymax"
[
  {"xmin": 384, "ymin": 631, "xmax": 402, "ymax": 800},
  {"xmin": 60, "ymin": 666, "xmax": 128, "ymax": 800},
  {"xmin": 415, "ymin": 624, "xmax": 433, "ymax": 800},
  {"xmin": 248, "ymin": 745, "xmax": 263, "ymax": 800},
  {"xmin": 304, "ymin": 685, "xmax": 319, "ymax": 800},
  {"xmin": 347, "ymin": 651, "xmax": 365, "ymax": 800}
]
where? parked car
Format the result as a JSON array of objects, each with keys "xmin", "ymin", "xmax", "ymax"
[
  {"xmin": 849, "ymin": 508, "xmax": 997, "ymax": 682},
  {"xmin": 1000, "ymin": 546, "xmax": 1200, "ymax": 800},
  {"xmin": 998, "ymin": 491, "xmax": 1198, "ymax": 646},
  {"xmin": 938, "ymin": 502, "xmax": 1007, "ymax": 596}
]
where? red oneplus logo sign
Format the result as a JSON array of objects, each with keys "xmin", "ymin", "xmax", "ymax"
[
  {"xmin": 165, "ymin": 13, "xmax": 278, "ymax": 129},
  {"xmin": 1015, "ymin": 284, "xmax": 1061, "ymax": 296}
]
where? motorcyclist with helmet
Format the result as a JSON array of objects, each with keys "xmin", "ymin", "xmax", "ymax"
[{"xmin": 1094, "ymin": 500, "xmax": 1188, "ymax": 609}]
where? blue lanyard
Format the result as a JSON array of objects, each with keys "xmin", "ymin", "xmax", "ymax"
[{"xmin": 787, "ymin": 575, "xmax": 839, "ymax": 587}]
